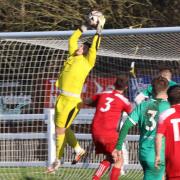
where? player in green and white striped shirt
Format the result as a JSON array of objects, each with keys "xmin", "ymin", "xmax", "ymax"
[{"xmin": 112, "ymin": 76, "xmax": 171, "ymax": 180}]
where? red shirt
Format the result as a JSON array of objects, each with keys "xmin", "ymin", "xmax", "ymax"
[
  {"xmin": 91, "ymin": 90, "xmax": 132, "ymax": 139},
  {"xmin": 157, "ymin": 104, "xmax": 180, "ymax": 178}
]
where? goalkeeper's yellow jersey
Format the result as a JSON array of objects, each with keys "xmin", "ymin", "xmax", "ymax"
[{"xmin": 56, "ymin": 28, "xmax": 101, "ymax": 97}]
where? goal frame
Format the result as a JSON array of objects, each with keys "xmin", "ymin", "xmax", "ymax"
[
  {"xmin": 0, "ymin": 26, "xmax": 180, "ymax": 171},
  {"xmin": 0, "ymin": 26, "xmax": 180, "ymax": 38}
]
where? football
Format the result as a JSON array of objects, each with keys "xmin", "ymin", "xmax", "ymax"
[{"xmin": 88, "ymin": 11, "xmax": 103, "ymax": 27}]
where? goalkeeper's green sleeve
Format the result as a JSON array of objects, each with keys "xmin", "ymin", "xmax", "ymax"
[{"xmin": 115, "ymin": 119, "xmax": 134, "ymax": 151}]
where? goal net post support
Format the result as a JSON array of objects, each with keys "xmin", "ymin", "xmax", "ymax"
[{"xmin": 44, "ymin": 108, "xmax": 56, "ymax": 166}]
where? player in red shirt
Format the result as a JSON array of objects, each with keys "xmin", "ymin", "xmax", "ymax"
[
  {"xmin": 84, "ymin": 76, "xmax": 132, "ymax": 180},
  {"xmin": 155, "ymin": 85, "xmax": 180, "ymax": 180}
]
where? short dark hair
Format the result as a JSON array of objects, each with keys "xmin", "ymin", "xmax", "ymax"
[
  {"xmin": 167, "ymin": 85, "xmax": 180, "ymax": 105},
  {"xmin": 83, "ymin": 41, "xmax": 91, "ymax": 48},
  {"xmin": 151, "ymin": 76, "xmax": 169, "ymax": 96},
  {"xmin": 114, "ymin": 76, "xmax": 129, "ymax": 90},
  {"xmin": 159, "ymin": 66, "xmax": 173, "ymax": 74}
]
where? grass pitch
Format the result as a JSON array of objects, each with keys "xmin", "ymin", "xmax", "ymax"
[{"xmin": 0, "ymin": 167, "xmax": 143, "ymax": 180}]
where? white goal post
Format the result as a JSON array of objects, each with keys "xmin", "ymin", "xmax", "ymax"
[
  {"xmin": 0, "ymin": 26, "xmax": 180, "ymax": 179},
  {"xmin": 0, "ymin": 26, "xmax": 180, "ymax": 61}
]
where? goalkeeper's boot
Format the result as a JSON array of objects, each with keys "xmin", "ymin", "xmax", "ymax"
[
  {"xmin": 72, "ymin": 148, "xmax": 86, "ymax": 164},
  {"xmin": 46, "ymin": 159, "xmax": 60, "ymax": 173}
]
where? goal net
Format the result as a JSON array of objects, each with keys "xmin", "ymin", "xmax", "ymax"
[{"xmin": 0, "ymin": 27, "xmax": 180, "ymax": 180}]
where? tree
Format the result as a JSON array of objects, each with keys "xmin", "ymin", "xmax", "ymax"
[{"xmin": 0, "ymin": 0, "xmax": 180, "ymax": 32}]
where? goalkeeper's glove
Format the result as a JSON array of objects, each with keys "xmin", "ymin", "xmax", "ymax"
[{"xmin": 96, "ymin": 15, "xmax": 106, "ymax": 35}]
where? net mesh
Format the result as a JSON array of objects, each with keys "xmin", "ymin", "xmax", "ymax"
[
  {"xmin": 0, "ymin": 28, "xmax": 180, "ymax": 180},
  {"xmin": 8, "ymin": 30, "xmax": 180, "ymax": 60}
]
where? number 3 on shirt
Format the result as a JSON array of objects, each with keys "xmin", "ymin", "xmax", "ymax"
[
  {"xmin": 100, "ymin": 97, "xmax": 114, "ymax": 112},
  {"xmin": 145, "ymin": 110, "xmax": 157, "ymax": 131}
]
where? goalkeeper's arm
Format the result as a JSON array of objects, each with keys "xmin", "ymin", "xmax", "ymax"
[
  {"xmin": 86, "ymin": 34, "xmax": 101, "ymax": 67},
  {"xmin": 68, "ymin": 11, "xmax": 98, "ymax": 57},
  {"xmin": 68, "ymin": 28, "xmax": 83, "ymax": 56},
  {"xmin": 86, "ymin": 15, "xmax": 106, "ymax": 67}
]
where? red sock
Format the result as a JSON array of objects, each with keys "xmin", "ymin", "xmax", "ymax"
[
  {"xmin": 110, "ymin": 167, "xmax": 121, "ymax": 180},
  {"xmin": 92, "ymin": 160, "xmax": 110, "ymax": 180}
]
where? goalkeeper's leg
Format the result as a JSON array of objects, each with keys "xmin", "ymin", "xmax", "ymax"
[
  {"xmin": 66, "ymin": 127, "xmax": 86, "ymax": 164},
  {"xmin": 47, "ymin": 130, "xmax": 66, "ymax": 173},
  {"xmin": 47, "ymin": 95, "xmax": 85, "ymax": 172},
  {"xmin": 64, "ymin": 102, "xmax": 86, "ymax": 164}
]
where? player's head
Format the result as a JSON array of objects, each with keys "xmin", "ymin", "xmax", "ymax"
[
  {"xmin": 75, "ymin": 41, "xmax": 91, "ymax": 56},
  {"xmin": 151, "ymin": 76, "xmax": 169, "ymax": 96},
  {"xmin": 159, "ymin": 66, "xmax": 173, "ymax": 81},
  {"xmin": 114, "ymin": 76, "xmax": 129, "ymax": 91},
  {"xmin": 167, "ymin": 85, "xmax": 180, "ymax": 105}
]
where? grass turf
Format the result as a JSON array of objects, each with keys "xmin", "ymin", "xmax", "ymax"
[{"xmin": 0, "ymin": 167, "xmax": 143, "ymax": 180}]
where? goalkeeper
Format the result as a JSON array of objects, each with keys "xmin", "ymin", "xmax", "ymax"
[
  {"xmin": 112, "ymin": 76, "xmax": 170, "ymax": 180},
  {"xmin": 135, "ymin": 67, "xmax": 177, "ymax": 104},
  {"xmin": 47, "ymin": 11, "xmax": 106, "ymax": 173}
]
